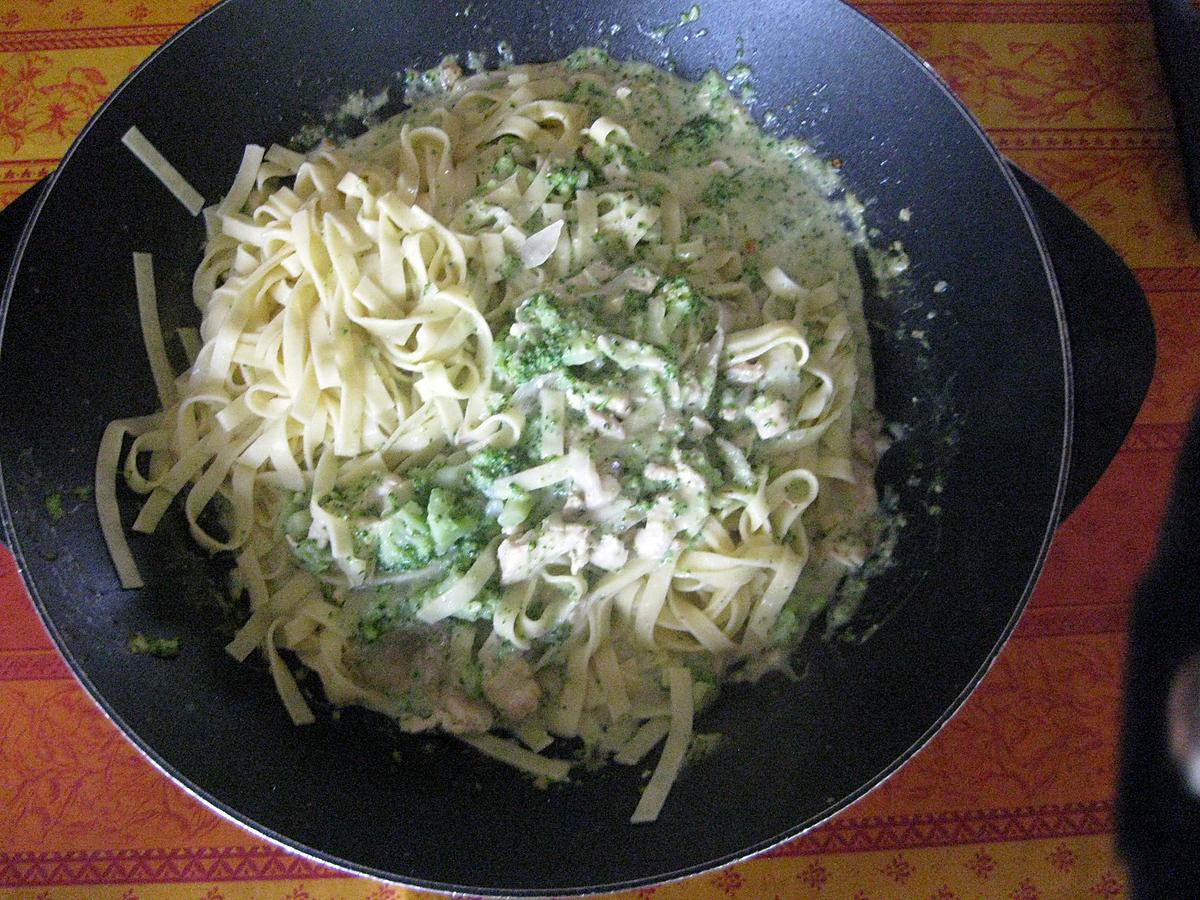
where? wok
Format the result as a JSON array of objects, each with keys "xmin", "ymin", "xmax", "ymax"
[{"xmin": 0, "ymin": 0, "xmax": 1154, "ymax": 894}]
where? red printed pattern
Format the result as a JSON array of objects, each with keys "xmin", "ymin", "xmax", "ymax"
[
  {"xmin": 0, "ymin": 54, "xmax": 108, "ymax": 153},
  {"xmin": 0, "ymin": 651, "xmax": 69, "ymax": 681},
  {"xmin": 765, "ymin": 803, "xmax": 1113, "ymax": 857},
  {"xmin": 0, "ymin": 25, "xmax": 180, "ymax": 52},
  {"xmin": 0, "ymin": 802, "xmax": 1113, "ymax": 887},
  {"xmin": 0, "ymin": 847, "xmax": 344, "ymax": 887}
]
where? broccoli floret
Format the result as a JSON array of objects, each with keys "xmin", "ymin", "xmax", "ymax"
[
  {"xmin": 653, "ymin": 276, "xmax": 712, "ymax": 331},
  {"xmin": 663, "ymin": 115, "xmax": 729, "ymax": 159},
  {"xmin": 496, "ymin": 294, "xmax": 575, "ymax": 384},
  {"xmin": 127, "ymin": 633, "xmax": 181, "ymax": 659},
  {"xmin": 496, "ymin": 292, "xmax": 608, "ymax": 385},
  {"xmin": 498, "ymin": 486, "xmax": 533, "ymax": 530},
  {"xmin": 406, "ymin": 462, "xmax": 446, "ymax": 506},
  {"xmin": 770, "ymin": 590, "xmax": 827, "ymax": 646},
  {"xmin": 377, "ymin": 500, "xmax": 436, "ymax": 571},
  {"xmin": 579, "ymin": 139, "xmax": 652, "ymax": 175},
  {"xmin": 427, "ymin": 487, "xmax": 482, "ymax": 554},
  {"xmin": 446, "ymin": 528, "xmax": 500, "ymax": 575},
  {"xmin": 685, "ymin": 732, "xmax": 725, "ymax": 765},
  {"xmin": 359, "ymin": 586, "xmax": 425, "ymax": 641},
  {"xmin": 498, "ymin": 254, "xmax": 521, "ymax": 280},
  {"xmin": 516, "ymin": 292, "xmax": 567, "ymax": 331},
  {"xmin": 292, "ymin": 537, "xmax": 333, "ymax": 574},
  {"xmin": 44, "ymin": 492, "xmax": 65, "ymax": 523},
  {"xmin": 321, "ymin": 472, "xmax": 384, "ymax": 518},
  {"xmin": 282, "ymin": 505, "xmax": 312, "ymax": 542},
  {"xmin": 702, "ymin": 173, "xmax": 737, "ymax": 206},
  {"xmin": 493, "ymin": 153, "xmax": 517, "ymax": 179},
  {"xmin": 546, "ymin": 167, "xmax": 581, "ymax": 197},
  {"xmin": 638, "ymin": 183, "xmax": 666, "ymax": 205},
  {"xmin": 655, "ymin": 275, "xmax": 700, "ymax": 313},
  {"xmin": 468, "ymin": 447, "xmax": 525, "ymax": 491},
  {"xmin": 451, "ymin": 584, "xmax": 503, "ymax": 622},
  {"xmin": 564, "ymin": 47, "xmax": 610, "ymax": 71},
  {"xmin": 496, "ymin": 338, "xmax": 569, "ymax": 384}
]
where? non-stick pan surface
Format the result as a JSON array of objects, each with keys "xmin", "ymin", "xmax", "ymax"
[{"xmin": 0, "ymin": 0, "xmax": 1073, "ymax": 894}]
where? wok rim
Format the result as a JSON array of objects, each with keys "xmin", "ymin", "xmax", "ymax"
[{"xmin": 0, "ymin": 0, "xmax": 1072, "ymax": 894}]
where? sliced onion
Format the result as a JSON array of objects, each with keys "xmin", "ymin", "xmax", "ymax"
[
  {"xmin": 517, "ymin": 219, "xmax": 565, "ymax": 269},
  {"xmin": 763, "ymin": 266, "xmax": 803, "ymax": 298}
]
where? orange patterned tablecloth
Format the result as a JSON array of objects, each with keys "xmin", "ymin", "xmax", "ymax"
[{"xmin": 2, "ymin": 1, "xmax": 1197, "ymax": 898}]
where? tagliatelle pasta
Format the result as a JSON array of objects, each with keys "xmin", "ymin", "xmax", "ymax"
[{"xmin": 104, "ymin": 49, "xmax": 887, "ymax": 823}]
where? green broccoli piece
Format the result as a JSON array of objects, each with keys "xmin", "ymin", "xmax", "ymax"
[
  {"xmin": 291, "ymin": 538, "xmax": 332, "ymax": 574},
  {"xmin": 282, "ymin": 505, "xmax": 313, "ymax": 542},
  {"xmin": 770, "ymin": 590, "xmax": 828, "ymax": 646},
  {"xmin": 638, "ymin": 183, "xmax": 666, "ymax": 205},
  {"xmin": 655, "ymin": 275, "xmax": 699, "ymax": 309},
  {"xmin": 546, "ymin": 167, "xmax": 582, "ymax": 197},
  {"xmin": 498, "ymin": 486, "xmax": 534, "ymax": 530},
  {"xmin": 495, "ymin": 339, "xmax": 568, "ymax": 384},
  {"xmin": 496, "ymin": 294, "xmax": 571, "ymax": 384},
  {"xmin": 493, "ymin": 153, "xmax": 517, "ymax": 179},
  {"xmin": 127, "ymin": 633, "xmax": 181, "ymax": 659},
  {"xmin": 516, "ymin": 292, "xmax": 567, "ymax": 331},
  {"xmin": 685, "ymin": 732, "xmax": 725, "ymax": 765},
  {"xmin": 359, "ymin": 587, "xmax": 423, "ymax": 641},
  {"xmin": 653, "ymin": 276, "xmax": 712, "ymax": 331},
  {"xmin": 447, "ymin": 526, "xmax": 501, "ymax": 575},
  {"xmin": 498, "ymin": 254, "xmax": 521, "ymax": 280},
  {"xmin": 663, "ymin": 115, "xmax": 729, "ymax": 159},
  {"xmin": 468, "ymin": 447, "xmax": 525, "ymax": 491},
  {"xmin": 377, "ymin": 500, "xmax": 436, "ymax": 572},
  {"xmin": 44, "ymin": 492, "xmax": 65, "ymax": 523},
  {"xmin": 451, "ymin": 584, "xmax": 503, "ymax": 622},
  {"xmin": 564, "ymin": 47, "xmax": 610, "ymax": 71},
  {"xmin": 320, "ymin": 472, "xmax": 381, "ymax": 518},
  {"xmin": 496, "ymin": 292, "xmax": 606, "ymax": 385},
  {"xmin": 405, "ymin": 462, "xmax": 446, "ymax": 506},
  {"xmin": 701, "ymin": 173, "xmax": 737, "ymax": 206},
  {"xmin": 427, "ymin": 487, "xmax": 482, "ymax": 554}
]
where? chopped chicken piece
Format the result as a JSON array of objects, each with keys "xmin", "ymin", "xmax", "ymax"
[
  {"xmin": 591, "ymin": 534, "xmax": 629, "ymax": 571},
  {"xmin": 725, "ymin": 362, "xmax": 766, "ymax": 384},
  {"xmin": 746, "ymin": 394, "xmax": 791, "ymax": 439},
  {"xmin": 438, "ymin": 687, "xmax": 494, "ymax": 733},
  {"xmin": 482, "ymin": 656, "xmax": 541, "ymax": 722},
  {"xmin": 634, "ymin": 498, "xmax": 678, "ymax": 560},
  {"xmin": 497, "ymin": 519, "xmax": 592, "ymax": 583}
]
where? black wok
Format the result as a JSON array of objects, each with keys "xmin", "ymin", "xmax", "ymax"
[{"xmin": 0, "ymin": 0, "xmax": 1154, "ymax": 894}]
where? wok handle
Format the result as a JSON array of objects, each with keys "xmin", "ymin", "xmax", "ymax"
[
  {"xmin": 0, "ymin": 173, "xmax": 1155, "ymax": 524},
  {"xmin": 1148, "ymin": 0, "xmax": 1200, "ymax": 238},
  {"xmin": 1007, "ymin": 164, "xmax": 1157, "ymax": 523}
]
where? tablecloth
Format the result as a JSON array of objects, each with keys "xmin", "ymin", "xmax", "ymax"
[{"xmin": 2, "ymin": 0, "xmax": 1197, "ymax": 897}]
